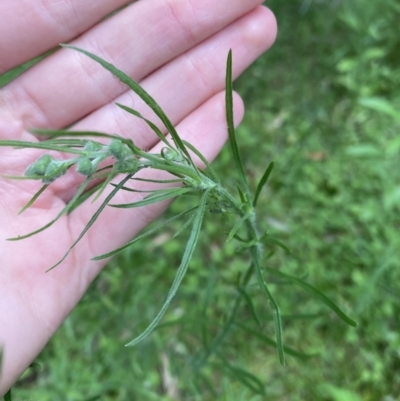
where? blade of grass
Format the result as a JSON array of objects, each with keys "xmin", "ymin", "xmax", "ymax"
[
  {"xmin": 265, "ymin": 268, "xmax": 357, "ymax": 327},
  {"xmin": 253, "ymin": 161, "xmax": 274, "ymax": 207},
  {"xmin": 125, "ymin": 189, "xmax": 210, "ymax": 347},
  {"xmin": 92, "ymin": 206, "xmax": 197, "ymax": 260}
]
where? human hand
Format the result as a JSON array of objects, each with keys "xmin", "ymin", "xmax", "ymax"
[{"xmin": 0, "ymin": 0, "xmax": 277, "ymax": 394}]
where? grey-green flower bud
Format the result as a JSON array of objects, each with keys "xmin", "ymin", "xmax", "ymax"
[
  {"xmin": 76, "ymin": 157, "xmax": 95, "ymax": 176},
  {"xmin": 108, "ymin": 139, "xmax": 130, "ymax": 160},
  {"xmin": 161, "ymin": 148, "xmax": 181, "ymax": 162},
  {"xmin": 25, "ymin": 155, "xmax": 53, "ymax": 177},
  {"xmin": 43, "ymin": 160, "xmax": 67, "ymax": 183},
  {"xmin": 83, "ymin": 140, "xmax": 103, "ymax": 153},
  {"xmin": 114, "ymin": 158, "xmax": 139, "ymax": 172}
]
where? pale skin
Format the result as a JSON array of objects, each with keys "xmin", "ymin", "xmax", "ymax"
[{"xmin": 0, "ymin": 0, "xmax": 277, "ymax": 394}]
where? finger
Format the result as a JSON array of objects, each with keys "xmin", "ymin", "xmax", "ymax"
[
  {"xmin": 2, "ymin": 0, "xmax": 265, "ymax": 129},
  {"xmin": 69, "ymin": 91, "xmax": 244, "ymax": 285},
  {"xmin": 0, "ymin": 0, "xmax": 132, "ymax": 74},
  {"xmin": 35, "ymin": 6, "xmax": 277, "ymax": 201}
]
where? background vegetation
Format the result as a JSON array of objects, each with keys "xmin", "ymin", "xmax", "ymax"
[{"xmin": 4, "ymin": 0, "xmax": 400, "ymax": 399}]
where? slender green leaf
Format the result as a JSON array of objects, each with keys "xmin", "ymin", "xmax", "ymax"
[
  {"xmin": 0, "ymin": 139, "xmax": 83, "ymax": 155},
  {"xmin": 131, "ymin": 177, "xmax": 182, "ymax": 184},
  {"xmin": 252, "ymin": 247, "xmax": 285, "ymax": 365},
  {"xmin": 173, "ymin": 210, "xmax": 197, "ymax": 238},
  {"xmin": 226, "ymin": 214, "xmax": 250, "ymax": 242},
  {"xmin": 217, "ymin": 353, "xmax": 265, "ymax": 395},
  {"xmin": 263, "ymin": 236, "xmax": 291, "ymax": 253},
  {"xmin": 236, "ymin": 184, "xmax": 246, "ymax": 204},
  {"xmin": 110, "ymin": 187, "xmax": 193, "ymax": 209},
  {"xmin": 182, "ymin": 140, "xmax": 219, "ymax": 182},
  {"xmin": 225, "ymin": 50, "xmax": 248, "ymax": 192},
  {"xmin": 46, "ymin": 173, "xmax": 134, "ymax": 271},
  {"xmin": 92, "ymin": 206, "xmax": 197, "ymax": 260},
  {"xmin": 232, "ymin": 233, "xmax": 248, "ymax": 243},
  {"xmin": 235, "ymin": 322, "xmax": 317, "ymax": 359},
  {"xmin": 67, "ymin": 181, "xmax": 106, "ymax": 214},
  {"xmin": 30, "ymin": 128, "xmax": 122, "ymax": 140},
  {"xmin": 125, "ymin": 189, "xmax": 209, "ymax": 346},
  {"xmin": 91, "ymin": 170, "xmax": 116, "ymax": 203},
  {"xmin": 253, "ymin": 161, "xmax": 274, "ymax": 207},
  {"xmin": 265, "ymin": 268, "xmax": 357, "ymax": 327},
  {"xmin": 62, "ymin": 45, "xmax": 195, "ymax": 165},
  {"xmin": 116, "ymin": 103, "xmax": 173, "ymax": 149},
  {"xmin": 18, "ymin": 184, "xmax": 49, "ymax": 214},
  {"xmin": 8, "ymin": 176, "xmax": 92, "ymax": 241},
  {"xmin": 237, "ymin": 286, "xmax": 262, "ymax": 327}
]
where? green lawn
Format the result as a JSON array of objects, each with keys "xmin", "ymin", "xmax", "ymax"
[{"xmin": 8, "ymin": 0, "xmax": 400, "ymax": 399}]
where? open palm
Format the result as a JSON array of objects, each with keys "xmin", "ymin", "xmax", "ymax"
[{"xmin": 0, "ymin": 0, "xmax": 276, "ymax": 394}]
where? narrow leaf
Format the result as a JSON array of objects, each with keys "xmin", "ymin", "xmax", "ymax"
[
  {"xmin": 62, "ymin": 45, "xmax": 195, "ymax": 165},
  {"xmin": 253, "ymin": 161, "xmax": 274, "ymax": 207},
  {"xmin": 46, "ymin": 173, "xmax": 134, "ymax": 271},
  {"xmin": 218, "ymin": 353, "xmax": 265, "ymax": 395},
  {"xmin": 30, "ymin": 128, "xmax": 122, "ymax": 140},
  {"xmin": 18, "ymin": 184, "xmax": 49, "ymax": 214},
  {"xmin": 92, "ymin": 206, "xmax": 197, "ymax": 260},
  {"xmin": 226, "ymin": 214, "xmax": 250, "ymax": 242},
  {"xmin": 131, "ymin": 177, "xmax": 182, "ymax": 184},
  {"xmin": 235, "ymin": 322, "xmax": 317, "ymax": 359},
  {"xmin": 182, "ymin": 140, "xmax": 219, "ymax": 182},
  {"xmin": 8, "ymin": 176, "xmax": 92, "ymax": 241},
  {"xmin": 263, "ymin": 236, "xmax": 291, "ymax": 253},
  {"xmin": 225, "ymin": 50, "xmax": 248, "ymax": 191},
  {"xmin": 173, "ymin": 210, "xmax": 197, "ymax": 238},
  {"xmin": 110, "ymin": 187, "xmax": 193, "ymax": 209},
  {"xmin": 252, "ymin": 247, "xmax": 285, "ymax": 365},
  {"xmin": 265, "ymin": 268, "xmax": 357, "ymax": 327},
  {"xmin": 237, "ymin": 286, "xmax": 262, "ymax": 327},
  {"xmin": 125, "ymin": 189, "xmax": 209, "ymax": 346},
  {"xmin": 116, "ymin": 103, "xmax": 173, "ymax": 149},
  {"xmin": 0, "ymin": 139, "xmax": 82, "ymax": 154}
]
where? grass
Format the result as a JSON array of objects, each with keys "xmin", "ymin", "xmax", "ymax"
[{"xmin": 5, "ymin": 0, "xmax": 400, "ymax": 399}]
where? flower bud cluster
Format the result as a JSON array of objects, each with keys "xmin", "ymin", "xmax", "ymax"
[
  {"xmin": 25, "ymin": 154, "xmax": 69, "ymax": 184},
  {"xmin": 24, "ymin": 139, "xmax": 139, "ymax": 183}
]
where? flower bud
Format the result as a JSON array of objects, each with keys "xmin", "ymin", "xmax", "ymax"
[
  {"xmin": 25, "ymin": 155, "xmax": 53, "ymax": 177},
  {"xmin": 108, "ymin": 139, "xmax": 130, "ymax": 160},
  {"xmin": 76, "ymin": 157, "xmax": 95, "ymax": 176},
  {"xmin": 161, "ymin": 148, "xmax": 181, "ymax": 162},
  {"xmin": 43, "ymin": 160, "xmax": 67, "ymax": 183},
  {"xmin": 114, "ymin": 158, "xmax": 139, "ymax": 172},
  {"xmin": 83, "ymin": 140, "xmax": 103, "ymax": 153}
]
